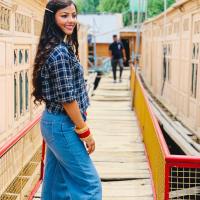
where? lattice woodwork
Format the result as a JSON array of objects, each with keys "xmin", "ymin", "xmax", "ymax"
[{"xmin": 15, "ymin": 13, "xmax": 31, "ymax": 33}]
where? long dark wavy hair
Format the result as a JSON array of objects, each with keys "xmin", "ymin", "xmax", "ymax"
[{"xmin": 32, "ymin": 0, "xmax": 79, "ymax": 105}]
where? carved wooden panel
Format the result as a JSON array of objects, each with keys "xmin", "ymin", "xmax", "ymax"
[
  {"xmin": 183, "ymin": 18, "xmax": 189, "ymax": 31},
  {"xmin": 168, "ymin": 24, "xmax": 173, "ymax": 35},
  {"xmin": 34, "ymin": 20, "xmax": 42, "ymax": 36},
  {"xmin": 173, "ymin": 21, "xmax": 179, "ymax": 34},
  {"xmin": 194, "ymin": 20, "xmax": 200, "ymax": 35},
  {"xmin": 0, "ymin": 5, "xmax": 10, "ymax": 31},
  {"xmin": 15, "ymin": 13, "xmax": 31, "ymax": 33}
]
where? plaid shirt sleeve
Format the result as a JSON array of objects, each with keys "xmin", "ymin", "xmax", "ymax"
[{"xmin": 49, "ymin": 47, "xmax": 76, "ymax": 103}]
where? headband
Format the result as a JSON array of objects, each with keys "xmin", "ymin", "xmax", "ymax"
[{"xmin": 45, "ymin": 8, "xmax": 54, "ymax": 13}]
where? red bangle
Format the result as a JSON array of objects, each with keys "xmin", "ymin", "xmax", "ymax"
[{"xmin": 78, "ymin": 129, "xmax": 91, "ymax": 139}]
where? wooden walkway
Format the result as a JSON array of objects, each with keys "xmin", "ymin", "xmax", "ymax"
[{"xmin": 34, "ymin": 70, "xmax": 153, "ymax": 200}]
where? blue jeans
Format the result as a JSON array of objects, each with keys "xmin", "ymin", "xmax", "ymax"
[{"xmin": 40, "ymin": 109, "xmax": 102, "ymax": 200}]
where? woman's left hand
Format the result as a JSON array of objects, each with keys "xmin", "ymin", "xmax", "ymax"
[{"xmin": 83, "ymin": 134, "xmax": 95, "ymax": 154}]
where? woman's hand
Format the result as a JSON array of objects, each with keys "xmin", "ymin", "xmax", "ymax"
[
  {"xmin": 82, "ymin": 134, "xmax": 95, "ymax": 154},
  {"xmin": 74, "ymin": 124, "xmax": 95, "ymax": 154},
  {"xmin": 62, "ymin": 101, "xmax": 95, "ymax": 154}
]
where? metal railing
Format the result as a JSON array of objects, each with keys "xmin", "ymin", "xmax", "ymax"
[{"xmin": 130, "ymin": 65, "xmax": 200, "ymax": 200}]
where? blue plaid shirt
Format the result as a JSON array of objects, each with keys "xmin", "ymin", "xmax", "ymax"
[{"xmin": 40, "ymin": 42, "xmax": 89, "ymax": 114}]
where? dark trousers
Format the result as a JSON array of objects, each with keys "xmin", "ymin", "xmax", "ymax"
[{"xmin": 111, "ymin": 58, "xmax": 124, "ymax": 80}]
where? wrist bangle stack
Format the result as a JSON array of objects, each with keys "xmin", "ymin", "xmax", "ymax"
[
  {"xmin": 75, "ymin": 125, "xmax": 88, "ymax": 134},
  {"xmin": 75, "ymin": 125, "xmax": 91, "ymax": 139},
  {"xmin": 79, "ymin": 129, "xmax": 91, "ymax": 139}
]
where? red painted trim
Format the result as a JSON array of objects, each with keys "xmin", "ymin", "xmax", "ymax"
[
  {"xmin": 168, "ymin": 162, "xmax": 200, "ymax": 168},
  {"xmin": 27, "ymin": 179, "xmax": 42, "ymax": 200},
  {"xmin": 166, "ymin": 155, "xmax": 200, "ymax": 164},
  {"xmin": 0, "ymin": 114, "xmax": 42, "ymax": 157},
  {"xmin": 165, "ymin": 163, "xmax": 170, "ymax": 200},
  {"xmin": 40, "ymin": 140, "xmax": 46, "ymax": 180}
]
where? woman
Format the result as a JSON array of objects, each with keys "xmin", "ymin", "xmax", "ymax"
[{"xmin": 32, "ymin": 0, "xmax": 102, "ymax": 199}]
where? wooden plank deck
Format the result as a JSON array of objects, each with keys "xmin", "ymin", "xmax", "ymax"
[{"xmin": 33, "ymin": 70, "xmax": 153, "ymax": 200}]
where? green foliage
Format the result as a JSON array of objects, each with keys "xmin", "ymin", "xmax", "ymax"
[
  {"xmin": 76, "ymin": 0, "xmax": 100, "ymax": 13},
  {"xmin": 75, "ymin": 0, "xmax": 176, "ymax": 24},
  {"xmin": 148, "ymin": 0, "xmax": 175, "ymax": 17},
  {"xmin": 98, "ymin": 0, "xmax": 129, "ymax": 13},
  {"xmin": 98, "ymin": 0, "xmax": 131, "ymax": 26}
]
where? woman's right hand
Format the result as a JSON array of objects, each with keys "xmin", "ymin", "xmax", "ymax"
[{"xmin": 82, "ymin": 134, "xmax": 95, "ymax": 154}]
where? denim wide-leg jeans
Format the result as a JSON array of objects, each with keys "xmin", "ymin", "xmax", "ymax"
[{"xmin": 40, "ymin": 109, "xmax": 102, "ymax": 200}]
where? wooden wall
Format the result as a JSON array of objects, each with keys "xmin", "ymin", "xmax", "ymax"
[
  {"xmin": 0, "ymin": 0, "xmax": 88, "ymax": 145},
  {"xmin": 141, "ymin": 0, "xmax": 200, "ymax": 138},
  {"xmin": 96, "ymin": 43, "xmax": 110, "ymax": 57}
]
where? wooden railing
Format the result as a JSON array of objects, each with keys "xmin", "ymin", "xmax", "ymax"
[{"xmin": 0, "ymin": 115, "xmax": 44, "ymax": 200}]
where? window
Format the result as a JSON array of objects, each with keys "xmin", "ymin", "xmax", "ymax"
[
  {"xmin": 192, "ymin": 43, "xmax": 196, "ymax": 59},
  {"xmin": 14, "ymin": 49, "xmax": 17, "ymax": 65},
  {"xmin": 196, "ymin": 43, "xmax": 199, "ymax": 59},
  {"xmin": 14, "ymin": 73, "xmax": 17, "ymax": 118},
  {"xmin": 25, "ymin": 72, "xmax": 29, "ymax": 110},
  {"xmin": 167, "ymin": 59, "xmax": 171, "ymax": 81},
  {"xmin": 19, "ymin": 49, "xmax": 23, "ymax": 64},
  {"xmin": 163, "ymin": 46, "xmax": 167, "ymax": 80},
  {"xmin": 14, "ymin": 46, "xmax": 30, "ymax": 120},
  {"xmin": 163, "ymin": 44, "xmax": 172, "ymax": 82},
  {"xmin": 25, "ymin": 49, "xmax": 29, "ymax": 64},
  {"xmin": 19, "ymin": 72, "xmax": 23, "ymax": 115},
  {"xmin": 191, "ymin": 63, "xmax": 198, "ymax": 98},
  {"xmin": 191, "ymin": 43, "xmax": 199, "ymax": 98}
]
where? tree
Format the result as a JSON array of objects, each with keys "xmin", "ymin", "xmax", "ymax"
[
  {"xmin": 148, "ymin": 0, "xmax": 175, "ymax": 17},
  {"xmin": 75, "ymin": 0, "xmax": 176, "ymax": 25},
  {"xmin": 98, "ymin": 0, "xmax": 131, "ymax": 26},
  {"xmin": 98, "ymin": 0, "xmax": 129, "ymax": 13},
  {"xmin": 76, "ymin": 0, "xmax": 100, "ymax": 13},
  {"xmin": 98, "ymin": 0, "xmax": 175, "ymax": 25}
]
